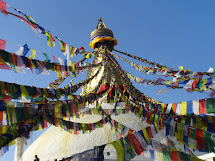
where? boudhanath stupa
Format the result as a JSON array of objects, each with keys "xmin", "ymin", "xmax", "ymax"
[
  {"xmin": 0, "ymin": 3, "xmax": 215, "ymax": 160},
  {"xmin": 20, "ymin": 19, "xmax": 148, "ymax": 161}
]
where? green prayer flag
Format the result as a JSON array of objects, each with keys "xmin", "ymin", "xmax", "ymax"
[
  {"xmin": 206, "ymin": 98, "xmax": 215, "ymax": 113},
  {"xmin": 42, "ymin": 53, "xmax": 50, "ymax": 62},
  {"xmin": 163, "ymin": 152, "xmax": 172, "ymax": 161},
  {"xmin": 204, "ymin": 131, "xmax": 215, "ymax": 152}
]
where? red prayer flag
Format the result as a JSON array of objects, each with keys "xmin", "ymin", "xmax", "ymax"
[
  {"xmin": 118, "ymin": 132, "xmax": 122, "ymax": 139},
  {"xmin": 196, "ymin": 129, "xmax": 205, "ymax": 151},
  {"xmin": 1, "ymin": 95, "xmax": 11, "ymax": 101},
  {"xmin": 199, "ymin": 99, "xmax": 206, "ymax": 114},
  {"xmin": 169, "ymin": 151, "xmax": 179, "ymax": 161},
  {"xmin": 74, "ymin": 130, "xmax": 79, "ymax": 135},
  {"xmin": 0, "ymin": 111, "xmax": 3, "ymax": 125},
  {"xmin": 0, "ymin": 0, "xmax": 7, "ymax": 15},
  {"xmin": 147, "ymin": 126, "xmax": 153, "ymax": 139},
  {"xmin": 0, "ymin": 39, "xmax": 6, "ymax": 50},
  {"xmin": 127, "ymin": 134, "xmax": 144, "ymax": 155},
  {"xmin": 192, "ymin": 79, "xmax": 199, "ymax": 90}
]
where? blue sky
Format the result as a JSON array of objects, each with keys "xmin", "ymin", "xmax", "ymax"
[{"xmin": 0, "ymin": 0, "xmax": 215, "ymax": 160}]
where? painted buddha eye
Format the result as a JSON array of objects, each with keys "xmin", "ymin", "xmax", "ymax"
[
  {"xmin": 94, "ymin": 42, "xmax": 102, "ymax": 48},
  {"xmin": 94, "ymin": 41, "xmax": 114, "ymax": 49}
]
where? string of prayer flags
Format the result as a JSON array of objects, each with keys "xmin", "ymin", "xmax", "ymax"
[
  {"xmin": 113, "ymin": 49, "xmax": 214, "ymax": 78},
  {"xmin": 172, "ymin": 122, "xmax": 215, "ymax": 152},
  {"xmin": 0, "ymin": 49, "xmax": 101, "ymax": 77},
  {"xmin": 47, "ymin": 77, "xmax": 67, "ymax": 89},
  {"xmin": 126, "ymin": 70, "xmax": 214, "ymax": 94},
  {"xmin": 113, "ymin": 49, "xmax": 169, "ymax": 69},
  {"xmin": 0, "ymin": 38, "xmax": 73, "ymax": 63},
  {"xmin": 163, "ymin": 98, "xmax": 215, "ymax": 116},
  {"xmin": 2, "ymin": 3, "xmax": 94, "ymax": 60},
  {"xmin": 144, "ymin": 145, "xmax": 202, "ymax": 161},
  {"xmin": 0, "ymin": 115, "xmax": 41, "ymax": 148}
]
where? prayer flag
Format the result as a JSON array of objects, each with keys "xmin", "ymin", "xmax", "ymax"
[
  {"xmin": 28, "ymin": 49, "xmax": 36, "ymax": 59},
  {"xmin": 207, "ymin": 67, "xmax": 214, "ymax": 73},
  {"xmin": 15, "ymin": 46, "xmax": 24, "ymax": 55},
  {"xmin": 127, "ymin": 134, "xmax": 144, "ymax": 155},
  {"xmin": 199, "ymin": 99, "xmax": 205, "ymax": 114},
  {"xmin": 186, "ymin": 100, "xmax": 193, "ymax": 114},
  {"xmin": 179, "ymin": 66, "xmax": 183, "ymax": 71},
  {"xmin": 204, "ymin": 131, "xmax": 214, "ymax": 152},
  {"xmin": 59, "ymin": 40, "xmax": 66, "ymax": 52},
  {"xmin": 42, "ymin": 53, "xmax": 49, "ymax": 62},
  {"xmin": 196, "ymin": 129, "xmax": 205, "ymax": 151},
  {"xmin": 70, "ymin": 46, "xmax": 77, "ymax": 58},
  {"xmin": 0, "ymin": 0, "xmax": 7, "ymax": 15},
  {"xmin": 176, "ymin": 103, "xmax": 182, "ymax": 116},
  {"xmin": 63, "ymin": 43, "xmax": 70, "ymax": 56},
  {"xmin": 0, "ymin": 39, "xmax": 6, "ymax": 50},
  {"xmin": 163, "ymin": 152, "xmax": 172, "ymax": 161},
  {"xmin": 112, "ymin": 139, "xmax": 124, "ymax": 161},
  {"xmin": 181, "ymin": 101, "xmax": 187, "ymax": 115},
  {"xmin": 22, "ymin": 44, "xmax": 29, "ymax": 56},
  {"xmin": 0, "ymin": 57, "xmax": 11, "ymax": 70},
  {"xmin": 169, "ymin": 151, "xmax": 179, "ymax": 161},
  {"xmin": 206, "ymin": 98, "xmax": 215, "ymax": 114},
  {"xmin": 193, "ymin": 100, "xmax": 200, "ymax": 115},
  {"xmin": 45, "ymin": 31, "xmax": 55, "ymax": 47}
]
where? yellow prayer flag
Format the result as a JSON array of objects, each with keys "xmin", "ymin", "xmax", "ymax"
[
  {"xmin": 85, "ymin": 52, "xmax": 91, "ymax": 58},
  {"xmin": 111, "ymin": 140, "xmax": 124, "ymax": 161},
  {"xmin": 29, "ymin": 49, "xmax": 36, "ymax": 59},
  {"xmin": 181, "ymin": 101, "xmax": 187, "ymax": 115},
  {"xmin": 179, "ymin": 66, "xmax": 183, "ymax": 71},
  {"xmin": 154, "ymin": 122, "xmax": 159, "ymax": 132},
  {"xmin": 200, "ymin": 86, "xmax": 206, "ymax": 91},
  {"xmin": 56, "ymin": 66, "xmax": 62, "ymax": 78},
  {"xmin": 196, "ymin": 117, "xmax": 202, "ymax": 129},
  {"xmin": 164, "ymin": 80, "xmax": 172, "ymax": 85},
  {"xmin": 20, "ymin": 85, "xmax": 29, "ymax": 97},
  {"xmin": 142, "ymin": 128, "xmax": 150, "ymax": 143},
  {"xmin": 177, "ymin": 123, "xmax": 184, "ymax": 142},
  {"xmin": 161, "ymin": 103, "xmax": 165, "ymax": 114}
]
